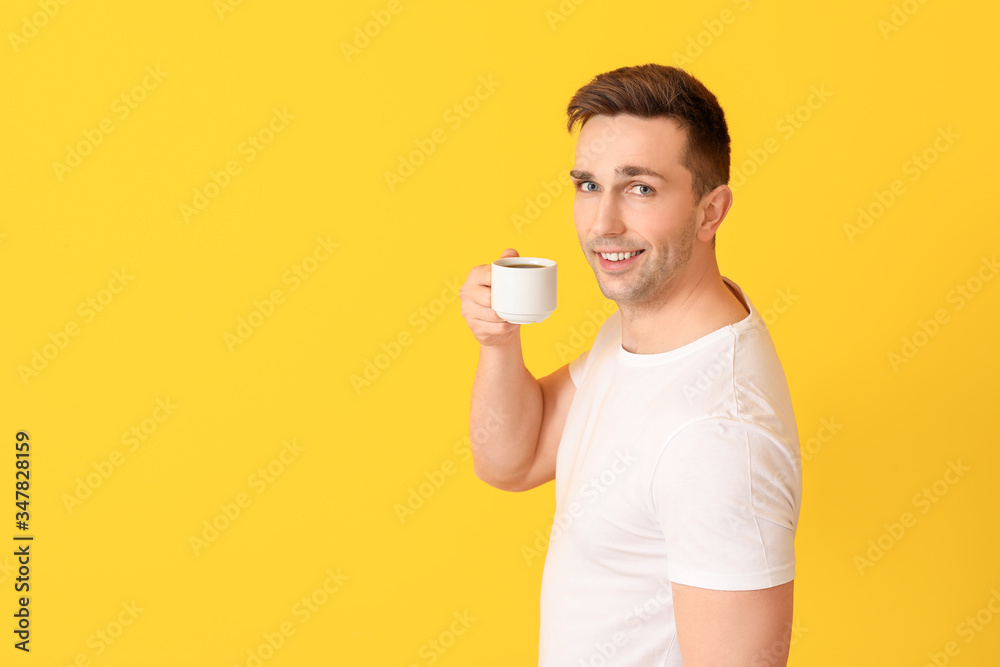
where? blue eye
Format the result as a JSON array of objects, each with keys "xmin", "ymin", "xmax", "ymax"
[
  {"xmin": 632, "ymin": 184, "xmax": 653, "ymax": 195},
  {"xmin": 575, "ymin": 181, "xmax": 598, "ymax": 192}
]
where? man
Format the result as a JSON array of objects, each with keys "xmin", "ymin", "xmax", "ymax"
[{"xmin": 459, "ymin": 63, "xmax": 802, "ymax": 666}]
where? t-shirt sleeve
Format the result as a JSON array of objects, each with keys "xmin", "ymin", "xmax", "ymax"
[
  {"xmin": 568, "ymin": 350, "xmax": 589, "ymax": 386},
  {"xmin": 648, "ymin": 418, "xmax": 801, "ymax": 590},
  {"xmin": 566, "ymin": 308, "xmax": 619, "ymax": 387}
]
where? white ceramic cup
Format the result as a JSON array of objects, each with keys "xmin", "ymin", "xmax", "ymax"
[{"xmin": 490, "ymin": 257, "xmax": 557, "ymax": 324}]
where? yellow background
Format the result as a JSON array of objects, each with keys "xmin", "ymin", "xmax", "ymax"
[{"xmin": 2, "ymin": 0, "xmax": 998, "ymax": 664}]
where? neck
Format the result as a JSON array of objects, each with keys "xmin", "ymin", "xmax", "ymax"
[{"xmin": 617, "ymin": 258, "xmax": 749, "ymax": 355}]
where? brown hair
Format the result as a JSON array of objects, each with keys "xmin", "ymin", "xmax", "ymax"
[{"xmin": 566, "ymin": 64, "xmax": 731, "ymax": 206}]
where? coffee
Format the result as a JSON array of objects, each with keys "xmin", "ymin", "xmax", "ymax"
[{"xmin": 491, "ymin": 256, "xmax": 558, "ymax": 324}]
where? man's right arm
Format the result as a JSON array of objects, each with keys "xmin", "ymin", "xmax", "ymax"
[{"xmin": 460, "ymin": 249, "xmax": 577, "ymax": 492}]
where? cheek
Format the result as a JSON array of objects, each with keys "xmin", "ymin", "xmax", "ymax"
[
  {"xmin": 624, "ymin": 200, "xmax": 667, "ymax": 230},
  {"xmin": 631, "ymin": 203, "xmax": 689, "ymax": 246},
  {"xmin": 573, "ymin": 198, "xmax": 591, "ymax": 228},
  {"xmin": 640, "ymin": 197, "xmax": 690, "ymax": 228}
]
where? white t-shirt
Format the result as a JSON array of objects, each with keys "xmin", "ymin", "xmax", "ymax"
[{"xmin": 538, "ymin": 277, "xmax": 802, "ymax": 667}]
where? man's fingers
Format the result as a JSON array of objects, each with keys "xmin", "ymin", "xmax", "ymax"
[
  {"xmin": 459, "ymin": 281, "xmax": 492, "ymax": 308},
  {"xmin": 460, "ymin": 253, "xmax": 525, "ymax": 345},
  {"xmin": 464, "ymin": 263, "xmax": 493, "ymax": 288},
  {"xmin": 464, "ymin": 298, "xmax": 506, "ymax": 324},
  {"xmin": 466, "ymin": 251, "xmax": 518, "ymax": 289},
  {"xmin": 476, "ymin": 319, "xmax": 520, "ymax": 339}
]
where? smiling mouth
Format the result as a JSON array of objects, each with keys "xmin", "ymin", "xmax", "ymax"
[{"xmin": 597, "ymin": 250, "xmax": 644, "ymax": 262}]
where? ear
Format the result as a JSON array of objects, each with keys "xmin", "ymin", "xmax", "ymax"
[{"xmin": 696, "ymin": 184, "xmax": 733, "ymax": 243}]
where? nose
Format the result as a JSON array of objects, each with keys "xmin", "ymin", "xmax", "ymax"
[{"xmin": 589, "ymin": 190, "xmax": 626, "ymax": 237}]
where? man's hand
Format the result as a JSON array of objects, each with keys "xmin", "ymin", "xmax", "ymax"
[{"xmin": 460, "ymin": 248, "xmax": 522, "ymax": 347}]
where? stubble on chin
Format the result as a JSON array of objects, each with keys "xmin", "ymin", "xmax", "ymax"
[{"xmin": 594, "ymin": 227, "xmax": 697, "ymax": 319}]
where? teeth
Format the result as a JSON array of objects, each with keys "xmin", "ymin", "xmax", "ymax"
[{"xmin": 600, "ymin": 251, "xmax": 641, "ymax": 261}]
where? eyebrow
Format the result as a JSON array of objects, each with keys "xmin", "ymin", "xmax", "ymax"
[{"xmin": 569, "ymin": 165, "xmax": 667, "ymax": 182}]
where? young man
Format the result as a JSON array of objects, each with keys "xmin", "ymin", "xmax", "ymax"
[{"xmin": 459, "ymin": 64, "xmax": 802, "ymax": 667}]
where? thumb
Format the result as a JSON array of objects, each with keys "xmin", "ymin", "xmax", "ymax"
[{"xmin": 500, "ymin": 248, "xmax": 520, "ymax": 258}]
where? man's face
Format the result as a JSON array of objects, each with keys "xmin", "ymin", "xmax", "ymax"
[{"xmin": 571, "ymin": 114, "xmax": 702, "ymax": 310}]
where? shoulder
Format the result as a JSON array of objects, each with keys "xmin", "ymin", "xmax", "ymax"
[
  {"xmin": 654, "ymin": 417, "xmax": 799, "ymax": 475},
  {"xmin": 592, "ymin": 307, "xmax": 621, "ymax": 351},
  {"xmin": 649, "ymin": 417, "xmax": 802, "ymax": 529},
  {"xmin": 647, "ymin": 418, "xmax": 801, "ymax": 590},
  {"xmin": 568, "ymin": 307, "xmax": 620, "ymax": 385}
]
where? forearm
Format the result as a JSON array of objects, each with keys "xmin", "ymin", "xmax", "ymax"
[{"xmin": 469, "ymin": 332, "xmax": 543, "ymax": 487}]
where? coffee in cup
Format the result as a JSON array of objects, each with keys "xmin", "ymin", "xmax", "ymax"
[{"xmin": 490, "ymin": 257, "xmax": 557, "ymax": 324}]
